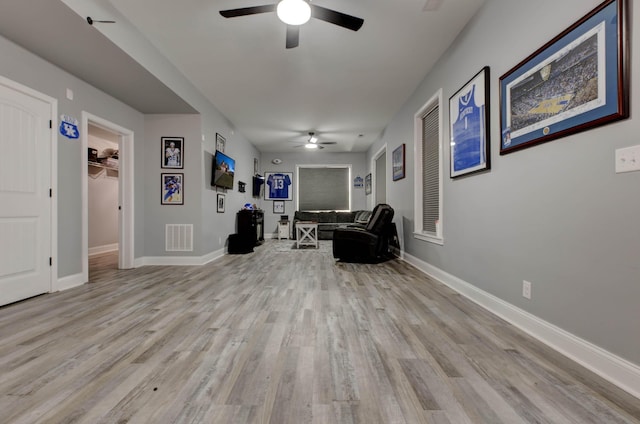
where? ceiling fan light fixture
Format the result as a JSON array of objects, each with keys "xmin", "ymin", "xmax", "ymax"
[
  {"xmin": 304, "ymin": 143, "xmax": 319, "ymax": 149},
  {"xmin": 277, "ymin": 0, "xmax": 311, "ymax": 25}
]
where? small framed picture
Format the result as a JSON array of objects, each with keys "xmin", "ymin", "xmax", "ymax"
[
  {"xmin": 365, "ymin": 173, "xmax": 372, "ymax": 195},
  {"xmin": 162, "ymin": 137, "xmax": 183, "ymax": 169},
  {"xmin": 392, "ymin": 144, "xmax": 406, "ymax": 181},
  {"xmin": 217, "ymin": 193, "xmax": 225, "ymax": 213},
  {"xmin": 216, "ymin": 133, "xmax": 226, "ymax": 153},
  {"xmin": 273, "ymin": 200, "xmax": 285, "ymax": 214},
  {"xmin": 161, "ymin": 173, "xmax": 183, "ymax": 205}
]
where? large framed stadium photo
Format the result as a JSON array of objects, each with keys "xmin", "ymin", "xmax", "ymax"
[
  {"xmin": 449, "ymin": 66, "xmax": 491, "ymax": 178},
  {"xmin": 264, "ymin": 172, "xmax": 293, "ymax": 201},
  {"xmin": 499, "ymin": 0, "xmax": 628, "ymax": 155}
]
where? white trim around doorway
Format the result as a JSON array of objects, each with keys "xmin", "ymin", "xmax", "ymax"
[
  {"xmin": 81, "ymin": 112, "xmax": 135, "ymax": 285},
  {"xmin": 371, "ymin": 144, "xmax": 387, "ymax": 208}
]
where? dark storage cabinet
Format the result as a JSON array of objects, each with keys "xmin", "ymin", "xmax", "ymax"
[{"xmin": 237, "ymin": 209, "xmax": 264, "ymax": 246}]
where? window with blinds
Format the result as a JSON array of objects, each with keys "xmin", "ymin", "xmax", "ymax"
[
  {"xmin": 422, "ymin": 105, "xmax": 440, "ymax": 233},
  {"xmin": 297, "ymin": 166, "xmax": 351, "ymax": 211},
  {"xmin": 414, "ymin": 90, "xmax": 443, "ymax": 244}
]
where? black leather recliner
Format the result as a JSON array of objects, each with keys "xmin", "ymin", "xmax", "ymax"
[{"xmin": 332, "ymin": 203, "xmax": 395, "ymax": 263}]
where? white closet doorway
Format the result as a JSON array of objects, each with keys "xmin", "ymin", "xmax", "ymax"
[
  {"xmin": 87, "ymin": 124, "xmax": 120, "ymax": 274},
  {"xmin": 82, "ymin": 113, "xmax": 134, "ymax": 283}
]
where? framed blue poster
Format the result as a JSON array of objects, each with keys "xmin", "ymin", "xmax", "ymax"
[
  {"xmin": 499, "ymin": 0, "xmax": 629, "ymax": 155},
  {"xmin": 449, "ymin": 66, "xmax": 491, "ymax": 178},
  {"xmin": 392, "ymin": 144, "xmax": 406, "ymax": 181},
  {"xmin": 264, "ymin": 172, "xmax": 293, "ymax": 201}
]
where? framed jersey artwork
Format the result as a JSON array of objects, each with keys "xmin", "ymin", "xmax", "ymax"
[
  {"xmin": 162, "ymin": 137, "xmax": 184, "ymax": 169},
  {"xmin": 449, "ymin": 66, "xmax": 491, "ymax": 178},
  {"xmin": 264, "ymin": 172, "xmax": 293, "ymax": 201}
]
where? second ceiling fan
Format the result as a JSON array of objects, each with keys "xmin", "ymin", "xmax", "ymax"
[
  {"xmin": 292, "ymin": 132, "xmax": 337, "ymax": 149},
  {"xmin": 219, "ymin": 0, "xmax": 364, "ymax": 49}
]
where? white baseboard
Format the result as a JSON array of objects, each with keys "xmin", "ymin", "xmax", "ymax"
[
  {"xmin": 402, "ymin": 252, "xmax": 640, "ymax": 400},
  {"xmin": 88, "ymin": 243, "xmax": 118, "ymax": 256},
  {"xmin": 56, "ymin": 273, "xmax": 85, "ymax": 292},
  {"xmin": 135, "ymin": 248, "xmax": 226, "ymax": 267}
]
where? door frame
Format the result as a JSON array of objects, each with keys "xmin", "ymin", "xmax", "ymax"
[
  {"xmin": 81, "ymin": 112, "xmax": 134, "ymax": 282},
  {"xmin": 371, "ymin": 143, "xmax": 387, "ymax": 207},
  {"xmin": 0, "ymin": 74, "xmax": 58, "ymax": 293}
]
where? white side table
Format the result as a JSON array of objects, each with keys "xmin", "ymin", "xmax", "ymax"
[
  {"xmin": 278, "ymin": 221, "xmax": 290, "ymax": 240},
  {"xmin": 296, "ymin": 222, "xmax": 318, "ymax": 248}
]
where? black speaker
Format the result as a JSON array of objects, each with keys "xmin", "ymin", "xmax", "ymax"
[{"xmin": 228, "ymin": 233, "xmax": 254, "ymax": 254}]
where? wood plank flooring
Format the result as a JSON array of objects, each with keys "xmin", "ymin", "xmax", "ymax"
[{"xmin": 0, "ymin": 241, "xmax": 638, "ymax": 423}]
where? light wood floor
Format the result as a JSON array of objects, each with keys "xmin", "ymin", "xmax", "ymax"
[{"xmin": 1, "ymin": 241, "xmax": 638, "ymax": 423}]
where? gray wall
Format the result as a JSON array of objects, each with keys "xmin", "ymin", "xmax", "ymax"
[
  {"xmin": 202, "ymin": 130, "xmax": 262, "ymax": 253},
  {"xmin": 369, "ymin": 0, "xmax": 640, "ymax": 366},
  {"xmin": 0, "ymin": 34, "xmax": 146, "ymax": 278},
  {"xmin": 260, "ymin": 151, "xmax": 368, "ymax": 235},
  {"xmin": 143, "ymin": 115, "xmax": 202, "ymax": 256},
  {"xmin": 141, "ymin": 115, "xmax": 260, "ymax": 256},
  {"xmin": 0, "ymin": 31, "xmax": 260, "ymax": 270}
]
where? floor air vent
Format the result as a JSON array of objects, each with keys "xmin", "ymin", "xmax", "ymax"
[{"xmin": 165, "ymin": 224, "xmax": 193, "ymax": 252}]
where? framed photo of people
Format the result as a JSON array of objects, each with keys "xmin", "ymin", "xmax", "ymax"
[
  {"xmin": 264, "ymin": 172, "xmax": 293, "ymax": 201},
  {"xmin": 449, "ymin": 66, "xmax": 491, "ymax": 178},
  {"xmin": 217, "ymin": 193, "xmax": 225, "ymax": 213},
  {"xmin": 499, "ymin": 0, "xmax": 629, "ymax": 155},
  {"xmin": 161, "ymin": 173, "xmax": 183, "ymax": 205},
  {"xmin": 162, "ymin": 137, "xmax": 183, "ymax": 169}
]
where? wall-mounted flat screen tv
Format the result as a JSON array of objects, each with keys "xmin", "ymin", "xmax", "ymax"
[{"xmin": 211, "ymin": 150, "xmax": 235, "ymax": 189}]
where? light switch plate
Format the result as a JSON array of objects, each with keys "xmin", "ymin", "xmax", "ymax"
[{"xmin": 615, "ymin": 145, "xmax": 640, "ymax": 173}]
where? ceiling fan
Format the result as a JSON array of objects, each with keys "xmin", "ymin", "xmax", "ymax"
[
  {"xmin": 292, "ymin": 132, "xmax": 337, "ymax": 149},
  {"xmin": 219, "ymin": 0, "xmax": 364, "ymax": 48}
]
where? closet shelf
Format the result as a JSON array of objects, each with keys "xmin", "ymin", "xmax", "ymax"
[
  {"xmin": 88, "ymin": 161, "xmax": 118, "ymax": 179},
  {"xmin": 88, "ymin": 161, "xmax": 118, "ymax": 171}
]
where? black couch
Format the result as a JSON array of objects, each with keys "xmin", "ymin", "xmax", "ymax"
[
  {"xmin": 332, "ymin": 204, "xmax": 395, "ymax": 263},
  {"xmin": 293, "ymin": 210, "xmax": 372, "ymax": 240}
]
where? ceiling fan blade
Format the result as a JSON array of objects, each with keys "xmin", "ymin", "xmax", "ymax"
[
  {"xmin": 285, "ymin": 25, "xmax": 299, "ymax": 49},
  {"xmin": 318, "ymin": 141, "xmax": 337, "ymax": 145},
  {"xmin": 310, "ymin": 5, "xmax": 364, "ymax": 31},
  {"xmin": 219, "ymin": 4, "xmax": 276, "ymax": 18},
  {"xmin": 295, "ymin": 144, "xmax": 324, "ymax": 149}
]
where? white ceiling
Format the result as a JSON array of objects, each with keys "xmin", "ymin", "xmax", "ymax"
[
  {"xmin": 1, "ymin": 0, "xmax": 486, "ymax": 153},
  {"xmin": 0, "ymin": 0, "xmax": 197, "ymax": 114}
]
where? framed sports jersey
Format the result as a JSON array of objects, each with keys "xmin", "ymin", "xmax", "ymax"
[
  {"xmin": 264, "ymin": 172, "xmax": 293, "ymax": 201},
  {"xmin": 449, "ymin": 66, "xmax": 491, "ymax": 178},
  {"xmin": 162, "ymin": 137, "xmax": 184, "ymax": 169}
]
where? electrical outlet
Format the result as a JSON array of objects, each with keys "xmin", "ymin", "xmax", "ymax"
[
  {"xmin": 615, "ymin": 145, "xmax": 640, "ymax": 173},
  {"xmin": 522, "ymin": 280, "xmax": 532, "ymax": 300}
]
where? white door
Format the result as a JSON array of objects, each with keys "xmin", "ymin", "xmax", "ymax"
[{"xmin": 0, "ymin": 81, "xmax": 52, "ymax": 306}]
